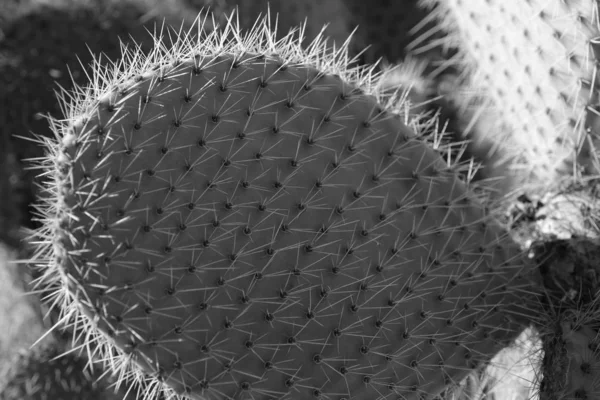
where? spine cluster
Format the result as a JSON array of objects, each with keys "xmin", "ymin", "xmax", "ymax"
[
  {"xmin": 24, "ymin": 10, "xmax": 539, "ymax": 400},
  {"xmin": 416, "ymin": 0, "xmax": 600, "ymax": 194}
]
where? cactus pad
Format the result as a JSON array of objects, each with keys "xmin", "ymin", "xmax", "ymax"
[
  {"xmin": 28, "ymin": 12, "xmax": 536, "ymax": 400},
  {"xmin": 417, "ymin": 0, "xmax": 600, "ymax": 193}
]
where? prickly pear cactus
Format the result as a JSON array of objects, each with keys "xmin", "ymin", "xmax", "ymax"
[
  {"xmin": 28, "ymin": 11, "xmax": 539, "ymax": 400},
  {"xmin": 539, "ymin": 320, "xmax": 600, "ymax": 400},
  {"xmin": 561, "ymin": 322, "xmax": 600, "ymax": 400},
  {"xmin": 417, "ymin": 0, "xmax": 600, "ymax": 194},
  {"xmin": 528, "ymin": 234, "xmax": 600, "ymax": 400},
  {"xmin": 0, "ymin": 341, "xmax": 124, "ymax": 400},
  {"xmin": 200, "ymin": 0, "xmax": 440, "ymax": 65}
]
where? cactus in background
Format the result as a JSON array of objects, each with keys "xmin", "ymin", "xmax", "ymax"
[
  {"xmin": 0, "ymin": 340, "xmax": 130, "ymax": 400},
  {"xmin": 527, "ymin": 235, "xmax": 600, "ymax": 400},
  {"xmin": 536, "ymin": 318, "xmax": 600, "ymax": 400},
  {"xmin": 0, "ymin": 244, "xmax": 50, "ymax": 366},
  {"xmin": 415, "ymin": 0, "xmax": 600, "ymax": 197},
  {"xmin": 24, "ymin": 10, "xmax": 542, "ymax": 400},
  {"xmin": 557, "ymin": 322, "xmax": 600, "ymax": 400}
]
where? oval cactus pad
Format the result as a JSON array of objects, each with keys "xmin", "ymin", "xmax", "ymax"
[{"xmin": 30, "ymin": 12, "xmax": 535, "ymax": 400}]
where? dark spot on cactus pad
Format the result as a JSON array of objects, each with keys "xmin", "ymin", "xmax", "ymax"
[{"xmin": 146, "ymin": 262, "xmax": 155, "ymax": 273}]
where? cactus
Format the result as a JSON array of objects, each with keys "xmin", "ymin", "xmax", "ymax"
[
  {"xmin": 561, "ymin": 322, "xmax": 600, "ymax": 400},
  {"xmin": 185, "ymin": 0, "xmax": 353, "ymax": 47},
  {"xmin": 0, "ymin": 340, "xmax": 129, "ymax": 400},
  {"xmin": 537, "ymin": 319, "xmax": 600, "ymax": 400},
  {"xmin": 341, "ymin": 0, "xmax": 441, "ymax": 65},
  {"xmin": 0, "ymin": 244, "xmax": 49, "ymax": 364},
  {"xmin": 0, "ymin": 1, "xmax": 175, "ymax": 245},
  {"xmin": 24, "ymin": 10, "xmax": 542, "ymax": 400},
  {"xmin": 526, "ymin": 233, "xmax": 600, "ymax": 400},
  {"xmin": 414, "ymin": 0, "xmax": 600, "ymax": 196}
]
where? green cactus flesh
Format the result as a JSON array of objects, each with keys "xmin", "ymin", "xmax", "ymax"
[{"xmin": 29, "ymin": 13, "xmax": 536, "ymax": 400}]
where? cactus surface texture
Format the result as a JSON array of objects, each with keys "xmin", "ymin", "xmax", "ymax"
[
  {"xmin": 417, "ymin": 0, "xmax": 600, "ymax": 195},
  {"xmin": 526, "ymin": 234, "xmax": 600, "ymax": 400},
  {"xmin": 0, "ymin": 341, "xmax": 125, "ymax": 400},
  {"xmin": 560, "ymin": 322, "xmax": 600, "ymax": 400},
  {"xmin": 26, "ymin": 11, "xmax": 540, "ymax": 400},
  {"xmin": 537, "ymin": 319, "xmax": 600, "ymax": 400}
]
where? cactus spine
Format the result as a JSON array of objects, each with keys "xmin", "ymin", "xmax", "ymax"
[
  {"xmin": 206, "ymin": 0, "xmax": 353, "ymax": 47},
  {"xmin": 561, "ymin": 322, "xmax": 600, "ymax": 400},
  {"xmin": 27, "ymin": 11, "xmax": 538, "ymax": 400},
  {"xmin": 416, "ymin": 0, "xmax": 600, "ymax": 195}
]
